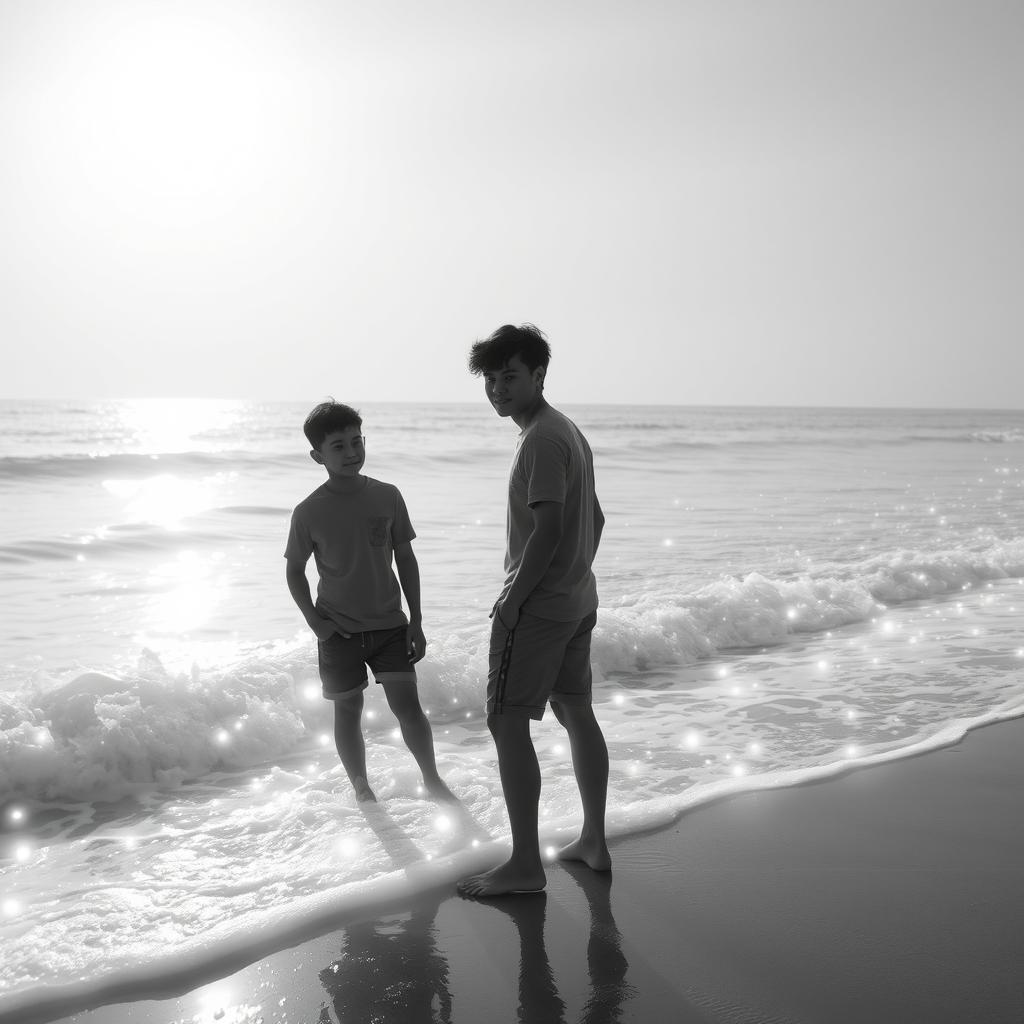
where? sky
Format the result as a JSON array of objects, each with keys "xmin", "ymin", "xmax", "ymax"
[{"xmin": 1, "ymin": 0, "xmax": 1022, "ymax": 408}]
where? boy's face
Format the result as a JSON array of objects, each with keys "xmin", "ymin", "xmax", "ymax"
[
  {"xmin": 482, "ymin": 355, "xmax": 545, "ymax": 420},
  {"xmin": 312, "ymin": 427, "xmax": 365, "ymax": 480}
]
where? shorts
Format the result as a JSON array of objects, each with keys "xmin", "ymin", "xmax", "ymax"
[
  {"xmin": 317, "ymin": 625, "xmax": 416, "ymax": 700},
  {"xmin": 487, "ymin": 609, "xmax": 597, "ymax": 719}
]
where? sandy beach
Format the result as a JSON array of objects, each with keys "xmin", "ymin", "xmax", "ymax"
[{"xmin": 14, "ymin": 716, "xmax": 1017, "ymax": 1024}]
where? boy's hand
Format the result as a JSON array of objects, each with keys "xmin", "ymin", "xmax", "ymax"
[
  {"xmin": 311, "ymin": 617, "xmax": 340, "ymax": 641},
  {"xmin": 406, "ymin": 622, "xmax": 427, "ymax": 663},
  {"xmin": 494, "ymin": 600, "xmax": 521, "ymax": 631}
]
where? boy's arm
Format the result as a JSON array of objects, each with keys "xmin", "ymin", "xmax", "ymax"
[
  {"xmin": 593, "ymin": 495, "xmax": 605, "ymax": 556},
  {"xmin": 393, "ymin": 541, "xmax": 426, "ymax": 663},
  {"xmin": 285, "ymin": 556, "xmax": 339, "ymax": 641},
  {"xmin": 496, "ymin": 500, "xmax": 564, "ymax": 630}
]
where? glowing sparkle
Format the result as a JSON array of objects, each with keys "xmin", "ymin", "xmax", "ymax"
[
  {"xmin": 434, "ymin": 815, "xmax": 452, "ymax": 833},
  {"xmin": 844, "ymin": 745, "xmax": 860, "ymax": 758},
  {"xmin": 318, "ymin": 733, "xmax": 330, "ymax": 746},
  {"xmin": 613, "ymin": 693, "xmax": 625, "ymax": 705},
  {"xmin": 337, "ymin": 837, "xmax": 359, "ymax": 858},
  {"xmin": 552, "ymin": 743, "xmax": 566, "ymax": 756},
  {"xmin": 14, "ymin": 844, "xmax": 32, "ymax": 863},
  {"xmin": 215, "ymin": 729, "xmax": 231, "ymax": 745},
  {"xmin": 683, "ymin": 730, "xmax": 701, "ymax": 750},
  {"xmin": 544, "ymin": 845, "xmax": 557, "ymax": 860},
  {"xmin": 747, "ymin": 742, "xmax": 762, "ymax": 756},
  {"xmin": 717, "ymin": 667, "xmax": 729, "ymax": 678},
  {"xmin": 7, "ymin": 807, "xmax": 26, "ymax": 825},
  {"xmin": 471, "ymin": 839, "xmax": 480, "ymax": 848},
  {"xmin": 391, "ymin": 728, "xmax": 402, "ymax": 741},
  {"xmin": 786, "ymin": 607, "xmax": 798, "ymax": 620},
  {"xmin": 2, "ymin": 899, "xmax": 22, "ymax": 918},
  {"xmin": 366, "ymin": 710, "xmax": 377, "ymax": 721},
  {"xmin": 816, "ymin": 660, "xmax": 830, "ymax": 671},
  {"xmin": 303, "ymin": 684, "xmax": 319, "ymax": 701},
  {"xmin": 662, "ymin": 538, "xmax": 674, "ymax": 547},
  {"xmin": 845, "ymin": 709, "xmax": 858, "ymax": 721},
  {"xmin": 731, "ymin": 764, "xmax": 747, "ymax": 777}
]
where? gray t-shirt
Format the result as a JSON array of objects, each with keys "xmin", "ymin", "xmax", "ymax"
[
  {"xmin": 501, "ymin": 405, "xmax": 599, "ymax": 622},
  {"xmin": 285, "ymin": 477, "xmax": 415, "ymax": 633}
]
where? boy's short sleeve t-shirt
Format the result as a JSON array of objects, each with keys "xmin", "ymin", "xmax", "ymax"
[
  {"xmin": 503, "ymin": 406, "xmax": 599, "ymax": 622},
  {"xmin": 285, "ymin": 477, "xmax": 415, "ymax": 633}
]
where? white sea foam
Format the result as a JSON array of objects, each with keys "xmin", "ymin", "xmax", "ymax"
[{"xmin": 3, "ymin": 536, "xmax": 1024, "ymax": 807}]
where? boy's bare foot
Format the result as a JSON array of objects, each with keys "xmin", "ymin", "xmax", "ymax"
[
  {"xmin": 558, "ymin": 836, "xmax": 611, "ymax": 871},
  {"xmin": 424, "ymin": 777, "xmax": 459, "ymax": 803},
  {"xmin": 353, "ymin": 777, "xmax": 377, "ymax": 803},
  {"xmin": 457, "ymin": 860, "xmax": 546, "ymax": 898}
]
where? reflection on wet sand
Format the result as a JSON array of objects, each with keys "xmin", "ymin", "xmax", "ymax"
[
  {"xmin": 565, "ymin": 863, "xmax": 634, "ymax": 1024},
  {"xmin": 475, "ymin": 892, "xmax": 565, "ymax": 1023},
  {"xmin": 316, "ymin": 852, "xmax": 634, "ymax": 1023},
  {"xmin": 318, "ymin": 890, "xmax": 453, "ymax": 1023}
]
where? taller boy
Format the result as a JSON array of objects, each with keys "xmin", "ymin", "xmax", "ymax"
[{"xmin": 459, "ymin": 324, "xmax": 611, "ymax": 898}]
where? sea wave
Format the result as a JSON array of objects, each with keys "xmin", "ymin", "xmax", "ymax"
[
  {"xmin": 966, "ymin": 429, "xmax": 1024, "ymax": 443},
  {"xmin": 0, "ymin": 524, "xmax": 240, "ymax": 564},
  {"xmin": 0, "ymin": 451, "xmax": 299, "ymax": 481},
  {"xmin": 597, "ymin": 430, "xmax": 1024, "ymax": 458},
  {"xmin": 3, "ymin": 535, "xmax": 1022, "ymax": 805}
]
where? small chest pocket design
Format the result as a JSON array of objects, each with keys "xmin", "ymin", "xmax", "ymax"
[{"xmin": 367, "ymin": 516, "xmax": 391, "ymax": 547}]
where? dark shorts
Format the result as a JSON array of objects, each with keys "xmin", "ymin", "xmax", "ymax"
[
  {"xmin": 487, "ymin": 609, "xmax": 597, "ymax": 720},
  {"xmin": 317, "ymin": 625, "xmax": 416, "ymax": 700}
]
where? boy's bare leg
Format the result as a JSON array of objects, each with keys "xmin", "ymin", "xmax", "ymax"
[
  {"xmin": 458, "ymin": 714, "xmax": 546, "ymax": 897},
  {"xmin": 333, "ymin": 696, "xmax": 376, "ymax": 802},
  {"xmin": 382, "ymin": 682, "xmax": 456, "ymax": 801},
  {"xmin": 551, "ymin": 701, "xmax": 611, "ymax": 870}
]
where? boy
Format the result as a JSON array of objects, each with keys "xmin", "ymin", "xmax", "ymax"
[
  {"xmin": 458, "ymin": 324, "xmax": 611, "ymax": 898},
  {"xmin": 285, "ymin": 400, "xmax": 453, "ymax": 803}
]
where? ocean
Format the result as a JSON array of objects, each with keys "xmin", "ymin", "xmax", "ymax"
[{"xmin": 2, "ymin": 399, "xmax": 1023, "ymax": 1020}]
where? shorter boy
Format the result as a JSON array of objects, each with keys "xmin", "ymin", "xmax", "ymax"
[{"xmin": 285, "ymin": 400, "xmax": 453, "ymax": 803}]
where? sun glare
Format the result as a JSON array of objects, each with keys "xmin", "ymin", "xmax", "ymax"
[
  {"xmin": 141, "ymin": 550, "xmax": 224, "ymax": 634},
  {"xmin": 103, "ymin": 475, "xmax": 215, "ymax": 529},
  {"xmin": 113, "ymin": 398, "xmax": 244, "ymax": 454},
  {"xmin": 37, "ymin": 4, "xmax": 293, "ymax": 224},
  {"xmin": 98, "ymin": 398, "xmax": 244, "ymax": 526}
]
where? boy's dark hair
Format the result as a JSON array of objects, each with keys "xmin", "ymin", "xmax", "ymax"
[
  {"xmin": 468, "ymin": 323, "xmax": 551, "ymax": 376},
  {"xmin": 303, "ymin": 400, "xmax": 362, "ymax": 449}
]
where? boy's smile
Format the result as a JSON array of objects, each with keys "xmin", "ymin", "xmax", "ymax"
[
  {"xmin": 312, "ymin": 427, "xmax": 366, "ymax": 486},
  {"xmin": 483, "ymin": 355, "xmax": 545, "ymax": 425}
]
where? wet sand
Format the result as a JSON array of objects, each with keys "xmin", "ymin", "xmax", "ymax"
[{"xmin": 30, "ymin": 716, "xmax": 1024, "ymax": 1024}]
